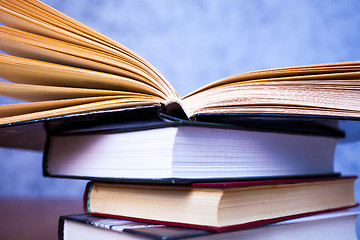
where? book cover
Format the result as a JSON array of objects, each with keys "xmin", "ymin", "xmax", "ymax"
[
  {"xmin": 59, "ymin": 214, "xmax": 209, "ymax": 240},
  {"xmin": 59, "ymin": 209, "xmax": 360, "ymax": 240},
  {"xmin": 0, "ymin": 103, "xmax": 353, "ymax": 151}
]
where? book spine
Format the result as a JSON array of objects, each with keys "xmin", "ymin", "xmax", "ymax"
[
  {"xmin": 42, "ymin": 125, "xmax": 52, "ymax": 177},
  {"xmin": 83, "ymin": 181, "xmax": 94, "ymax": 215},
  {"xmin": 58, "ymin": 216, "xmax": 66, "ymax": 240},
  {"xmin": 161, "ymin": 100, "xmax": 189, "ymax": 120}
]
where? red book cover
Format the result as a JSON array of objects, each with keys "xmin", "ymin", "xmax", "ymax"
[{"xmin": 83, "ymin": 176, "xmax": 358, "ymax": 232}]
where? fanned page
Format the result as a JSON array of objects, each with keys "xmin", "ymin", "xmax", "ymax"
[
  {"xmin": 0, "ymin": 0, "xmax": 360, "ymax": 126},
  {"xmin": 182, "ymin": 65, "xmax": 360, "ymax": 118},
  {"xmin": 0, "ymin": 0, "xmax": 178, "ymax": 125}
]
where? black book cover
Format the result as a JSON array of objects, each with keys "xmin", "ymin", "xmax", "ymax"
[
  {"xmin": 59, "ymin": 214, "xmax": 209, "ymax": 240},
  {"xmin": 2, "ymin": 104, "xmax": 360, "ymax": 152}
]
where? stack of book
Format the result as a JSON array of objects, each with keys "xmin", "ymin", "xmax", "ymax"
[
  {"xmin": 47, "ymin": 112, "xmax": 359, "ymax": 239},
  {"xmin": 0, "ymin": 1, "xmax": 359, "ymax": 239}
]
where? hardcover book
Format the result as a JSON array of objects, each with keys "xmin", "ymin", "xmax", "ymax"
[
  {"xmin": 0, "ymin": 0, "xmax": 360, "ymax": 132},
  {"xmin": 59, "ymin": 210, "xmax": 360, "ymax": 240},
  {"xmin": 43, "ymin": 115, "xmax": 340, "ymax": 183},
  {"xmin": 83, "ymin": 177, "xmax": 357, "ymax": 232}
]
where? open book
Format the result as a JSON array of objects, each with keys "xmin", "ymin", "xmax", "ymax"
[{"xmin": 0, "ymin": 0, "xmax": 360, "ymax": 126}]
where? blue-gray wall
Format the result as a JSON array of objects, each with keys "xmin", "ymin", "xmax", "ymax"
[{"xmin": 0, "ymin": 0, "xmax": 360, "ymax": 204}]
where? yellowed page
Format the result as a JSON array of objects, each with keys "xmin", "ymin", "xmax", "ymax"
[
  {"xmin": 0, "ymin": 26, "xmax": 169, "ymax": 89},
  {"xmin": 0, "ymin": 82, "xmax": 160, "ymax": 102},
  {"xmin": 184, "ymin": 72, "xmax": 360, "ymax": 98},
  {"xmin": 0, "ymin": 0, "xmax": 175, "ymax": 125},
  {"xmin": 21, "ymin": 0, "xmax": 169, "ymax": 87},
  {"xmin": 0, "ymin": 96, "xmax": 143, "ymax": 117},
  {"xmin": 0, "ymin": 0, "xmax": 178, "ymax": 98},
  {"xmin": 0, "ymin": 98, "xmax": 162, "ymax": 125},
  {"xmin": 0, "ymin": 2, "xmax": 141, "ymax": 64},
  {"xmin": 0, "ymin": 27, "xmax": 161, "ymax": 86},
  {"xmin": 0, "ymin": 54, "xmax": 167, "ymax": 99},
  {"xmin": 182, "ymin": 80, "xmax": 360, "ymax": 118},
  {"xmin": 185, "ymin": 63, "xmax": 360, "ymax": 98},
  {"xmin": 3, "ymin": 0, "xmax": 146, "ymax": 62}
]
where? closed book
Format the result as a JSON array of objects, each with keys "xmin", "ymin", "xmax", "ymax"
[
  {"xmin": 43, "ymin": 115, "xmax": 340, "ymax": 183},
  {"xmin": 84, "ymin": 176, "xmax": 357, "ymax": 232},
  {"xmin": 59, "ymin": 210, "xmax": 360, "ymax": 240}
]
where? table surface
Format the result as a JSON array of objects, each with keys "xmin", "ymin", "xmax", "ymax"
[{"xmin": 0, "ymin": 198, "xmax": 83, "ymax": 240}]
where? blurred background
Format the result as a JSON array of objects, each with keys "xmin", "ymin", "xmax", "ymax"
[{"xmin": 1, "ymin": 0, "xmax": 360, "ymax": 239}]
